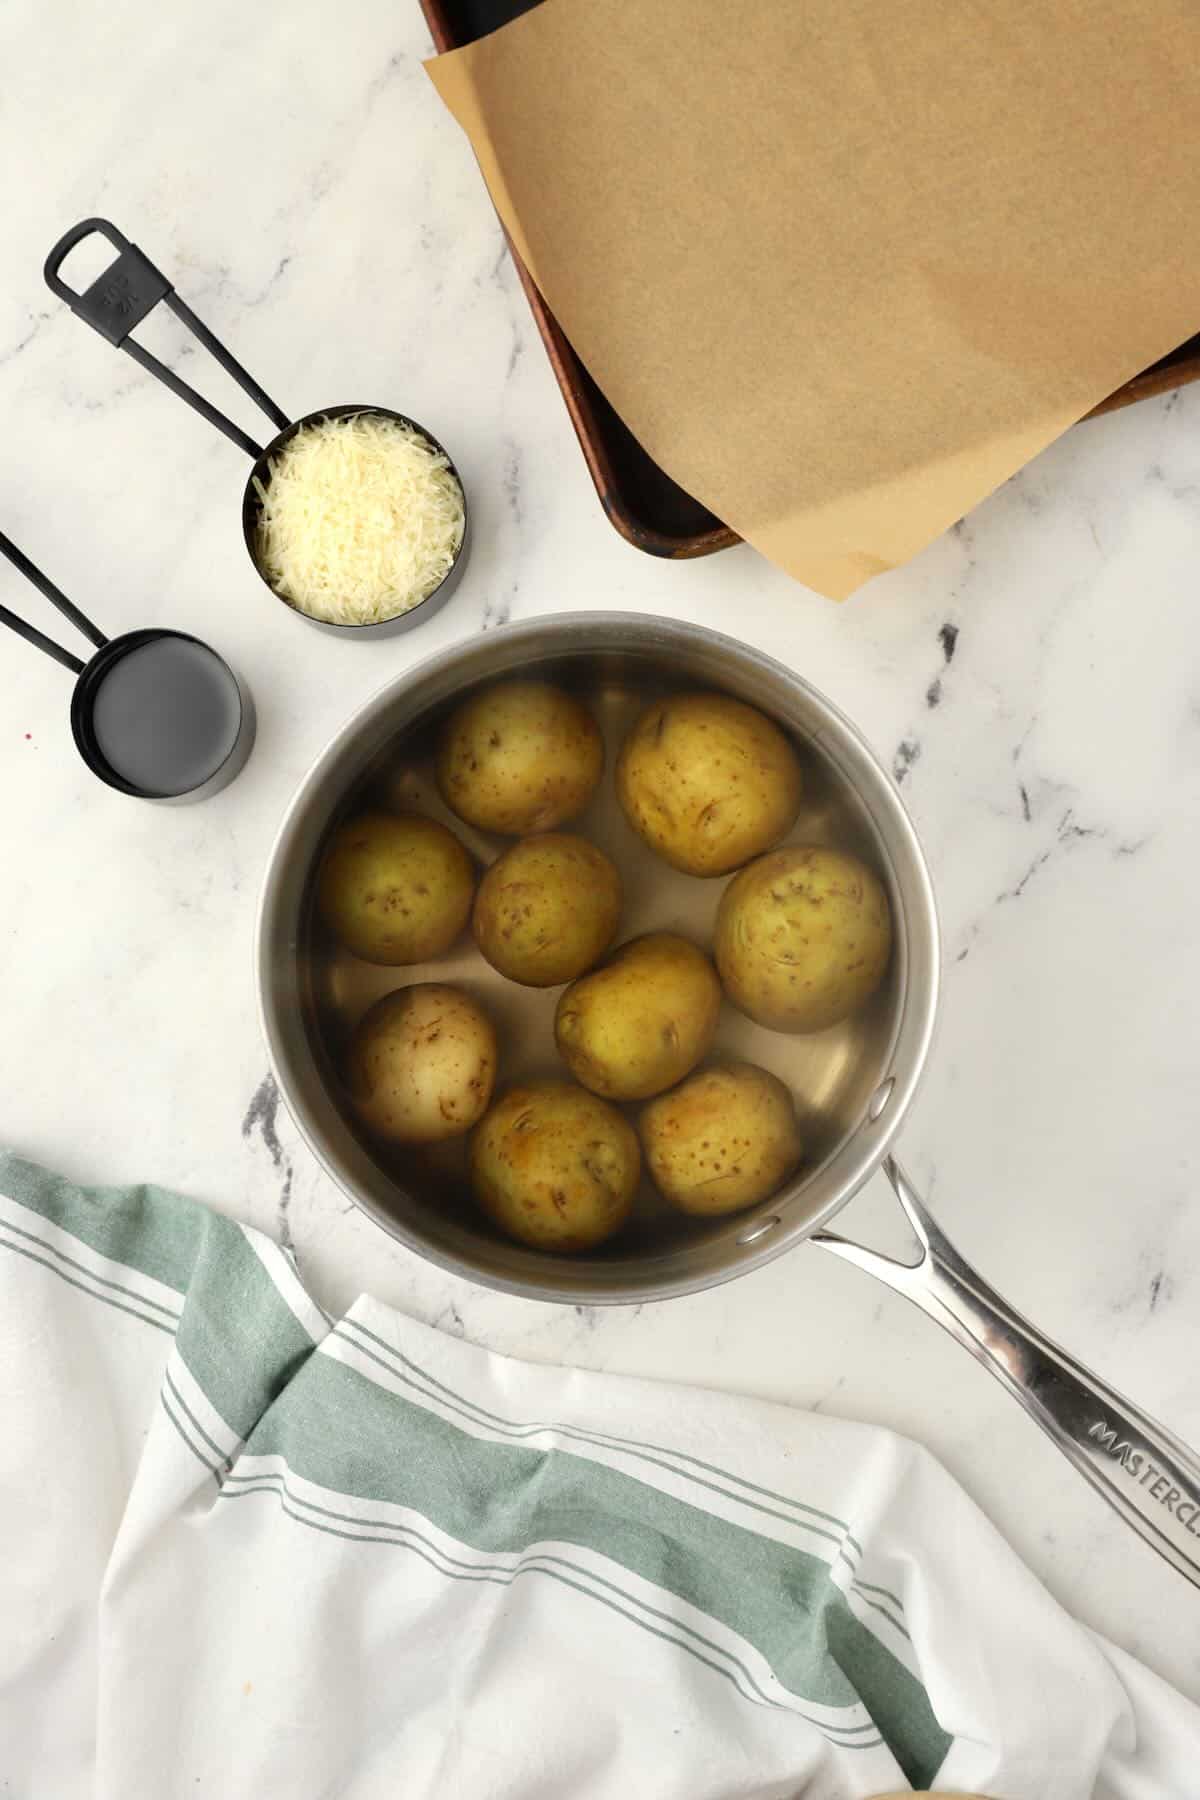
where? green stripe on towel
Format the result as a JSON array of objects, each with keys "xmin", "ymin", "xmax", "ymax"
[
  {"xmin": 243, "ymin": 1350, "xmax": 951, "ymax": 1786},
  {"xmin": 220, "ymin": 1472, "xmax": 883, "ymax": 1747},
  {"xmin": 0, "ymin": 1152, "xmax": 202, "ymax": 1294},
  {"xmin": 174, "ymin": 1222, "xmax": 319, "ymax": 1444},
  {"xmin": 0, "ymin": 1153, "xmax": 322, "ymax": 1446}
]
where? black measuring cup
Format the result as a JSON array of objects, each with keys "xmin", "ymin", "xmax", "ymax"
[
  {"xmin": 44, "ymin": 219, "xmax": 469, "ymax": 640},
  {"xmin": 0, "ymin": 530, "xmax": 253, "ymax": 801}
]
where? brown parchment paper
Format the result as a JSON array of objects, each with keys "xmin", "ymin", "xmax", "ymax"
[{"xmin": 427, "ymin": 0, "xmax": 1200, "ymax": 597}]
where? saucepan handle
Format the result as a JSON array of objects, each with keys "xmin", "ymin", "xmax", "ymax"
[
  {"xmin": 44, "ymin": 217, "xmax": 290, "ymax": 459},
  {"xmin": 813, "ymin": 1158, "xmax": 1200, "ymax": 1589}
]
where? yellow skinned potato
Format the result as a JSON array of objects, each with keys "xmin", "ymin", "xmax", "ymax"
[
  {"xmin": 473, "ymin": 833, "xmax": 622, "ymax": 987},
  {"xmin": 436, "ymin": 680, "xmax": 604, "ymax": 835},
  {"xmin": 715, "ymin": 846, "xmax": 892, "ymax": 1033},
  {"xmin": 317, "ymin": 811, "xmax": 474, "ymax": 965},
  {"xmin": 470, "ymin": 1081, "xmax": 639, "ymax": 1252},
  {"xmin": 555, "ymin": 932, "xmax": 721, "ymax": 1102},
  {"xmin": 616, "ymin": 692, "xmax": 802, "ymax": 876},
  {"xmin": 640, "ymin": 1061, "xmax": 802, "ymax": 1215},
  {"xmin": 346, "ymin": 984, "xmax": 496, "ymax": 1143}
]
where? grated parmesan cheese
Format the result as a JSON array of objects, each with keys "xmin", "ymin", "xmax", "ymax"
[{"xmin": 254, "ymin": 412, "xmax": 465, "ymax": 626}]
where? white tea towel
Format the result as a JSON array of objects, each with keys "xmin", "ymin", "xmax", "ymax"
[{"xmin": 1, "ymin": 1152, "xmax": 1196, "ymax": 1798}]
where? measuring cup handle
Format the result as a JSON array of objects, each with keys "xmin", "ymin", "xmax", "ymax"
[
  {"xmin": 44, "ymin": 219, "xmax": 119, "ymax": 294},
  {"xmin": 814, "ymin": 1158, "xmax": 1200, "ymax": 1590},
  {"xmin": 0, "ymin": 526, "xmax": 107, "ymax": 674},
  {"xmin": 44, "ymin": 217, "xmax": 291, "ymax": 459},
  {"xmin": 44, "ymin": 218, "xmax": 170, "ymax": 343}
]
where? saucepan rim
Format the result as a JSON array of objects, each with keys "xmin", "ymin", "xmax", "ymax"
[{"xmin": 255, "ymin": 613, "xmax": 940, "ymax": 1303}]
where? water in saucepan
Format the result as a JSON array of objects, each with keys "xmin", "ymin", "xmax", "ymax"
[{"xmin": 90, "ymin": 637, "xmax": 242, "ymax": 795}]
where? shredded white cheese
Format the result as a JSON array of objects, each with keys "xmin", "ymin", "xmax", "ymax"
[{"xmin": 254, "ymin": 413, "xmax": 465, "ymax": 626}]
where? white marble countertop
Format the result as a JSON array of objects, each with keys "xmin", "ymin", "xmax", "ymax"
[{"xmin": 4, "ymin": 0, "xmax": 1200, "ymax": 1710}]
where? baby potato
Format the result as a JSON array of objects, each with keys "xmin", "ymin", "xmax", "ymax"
[
  {"xmin": 640, "ymin": 1061, "xmax": 802, "ymax": 1215},
  {"xmin": 555, "ymin": 932, "xmax": 721, "ymax": 1102},
  {"xmin": 616, "ymin": 692, "xmax": 802, "ymax": 877},
  {"xmin": 469, "ymin": 1081, "xmax": 640, "ymax": 1252},
  {"xmin": 436, "ymin": 680, "xmax": 604, "ymax": 835},
  {"xmin": 715, "ymin": 846, "xmax": 891, "ymax": 1033},
  {"xmin": 346, "ymin": 984, "xmax": 496, "ymax": 1143},
  {"xmin": 473, "ymin": 833, "xmax": 622, "ymax": 987},
  {"xmin": 317, "ymin": 810, "xmax": 474, "ymax": 965}
]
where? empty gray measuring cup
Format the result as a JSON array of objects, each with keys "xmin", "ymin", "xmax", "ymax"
[{"xmin": 0, "ymin": 528, "xmax": 253, "ymax": 802}]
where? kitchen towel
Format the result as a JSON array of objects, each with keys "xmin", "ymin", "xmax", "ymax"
[{"xmin": 1, "ymin": 1149, "xmax": 1196, "ymax": 1797}]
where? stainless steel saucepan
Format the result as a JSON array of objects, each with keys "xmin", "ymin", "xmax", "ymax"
[{"xmin": 257, "ymin": 614, "xmax": 1200, "ymax": 1585}]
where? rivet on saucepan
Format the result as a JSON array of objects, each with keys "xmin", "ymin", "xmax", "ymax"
[
  {"xmin": 737, "ymin": 1214, "xmax": 781, "ymax": 1246},
  {"xmin": 867, "ymin": 1077, "xmax": 895, "ymax": 1122}
]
